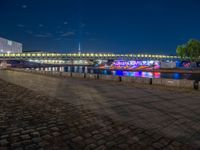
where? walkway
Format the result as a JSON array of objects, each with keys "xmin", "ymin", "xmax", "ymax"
[{"xmin": 0, "ymin": 70, "xmax": 200, "ymax": 149}]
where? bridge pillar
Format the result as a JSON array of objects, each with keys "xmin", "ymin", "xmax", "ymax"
[{"xmin": 70, "ymin": 59, "xmax": 74, "ymax": 65}]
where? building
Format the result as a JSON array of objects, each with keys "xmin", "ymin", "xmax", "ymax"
[
  {"xmin": 0, "ymin": 37, "xmax": 22, "ymax": 54},
  {"xmin": 160, "ymin": 61, "xmax": 177, "ymax": 69}
]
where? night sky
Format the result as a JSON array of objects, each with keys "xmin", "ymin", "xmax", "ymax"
[{"xmin": 1, "ymin": 0, "xmax": 200, "ymax": 54}]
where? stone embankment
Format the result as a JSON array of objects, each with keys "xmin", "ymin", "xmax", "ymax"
[{"xmin": 7, "ymin": 68, "xmax": 199, "ymax": 90}]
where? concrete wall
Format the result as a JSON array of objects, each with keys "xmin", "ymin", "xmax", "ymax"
[
  {"xmin": 162, "ymin": 79, "xmax": 180, "ymax": 87},
  {"xmin": 52, "ymin": 71, "xmax": 61, "ymax": 76},
  {"xmin": 178, "ymin": 79, "xmax": 195, "ymax": 89},
  {"xmin": 133, "ymin": 77, "xmax": 152, "ymax": 84},
  {"xmin": 85, "ymin": 73, "xmax": 98, "ymax": 79},
  {"xmin": 99, "ymin": 74, "xmax": 120, "ymax": 81},
  {"xmin": 199, "ymin": 82, "xmax": 200, "ymax": 91},
  {"xmin": 122, "ymin": 76, "xmax": 151, "ymax": 84},
  {"xmin": 61, "ymin": 72, "xmax": 71, "ymax": 77},
  {"xmin": 152, "ymin": 78, "xmax": 195, "ymax": 89},
  {"xmin": 121, "ymin": 76, "xmax": 134, "ymax": 82},
  {"xmin": 71, "ymin": 72, "xmax": 85, "ymax": 78},
  {"xmin": 152, "ymin": 78, "xmax": 162, "ymax": 85}
]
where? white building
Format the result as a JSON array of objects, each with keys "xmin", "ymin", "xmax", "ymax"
[
  {"xmin": 160, "ymin": 61, "xmax": 177, "ymax": 69},
  {"xmin": 0, "ymin": 37, "xmax": 22, "ymax": 54}
]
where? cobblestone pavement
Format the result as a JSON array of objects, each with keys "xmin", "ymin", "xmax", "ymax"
[{"xmin": 0, "ymin": 70, "xmax": 200, "ymax": 149}]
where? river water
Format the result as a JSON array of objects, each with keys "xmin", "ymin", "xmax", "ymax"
[{"xmin": 32, "ymin": 66, "xmax": 200, "ymax": 81}]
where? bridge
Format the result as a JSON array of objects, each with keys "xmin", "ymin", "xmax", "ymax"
[{"xmin": 0, "ymin": 52, "xmax": 180, "ymax": 65}]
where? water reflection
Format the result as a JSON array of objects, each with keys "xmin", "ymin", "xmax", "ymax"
[
  {"xmin": 30, "ymin": 66, "xmax": 200, "ymax": 80},
  {"xmin": 112, "ymin": 70, "xmax": 161, "ymax": 78},
  {"xmin": 36, "ymin": 67, "xmax": 65, "ymax": 72}
]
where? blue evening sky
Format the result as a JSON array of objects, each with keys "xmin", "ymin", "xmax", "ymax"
[{"xmin": 0, "ymin": 0, "xmax": 200, "ymax": 54}]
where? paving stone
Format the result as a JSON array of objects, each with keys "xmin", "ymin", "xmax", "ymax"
[
  {"xmin": 84, "ymin": 143, "xmax": 97, "ymax": 150},
  {"xmin": 39, "ymin": 130, "xmax": 48, "ymax": 136},
  {"xmin": 21, "ymin": 140, "xmax": 31, "ymax": 146},
  {"xmin": 30, "ymin": 132, "xmax": 40, "ymax": 137},
  {"xmin": 32, "ymin": 137, "xmax": 42, "ymax": 143},
  {"xmin": 152, "ymin": 142, "xmax": 164, "ymax": 149},
  {"xmin": 95, "ymin": 145, "xmax": 106, "ymax": 150},
  {"xmin": 50, "ymin": 127, "xmax": 59, "ymax": 131},
  {"xmin": 92, "ymin": 130, "xmax": 99, "ymax": 135},
  {"xmin": 0, "ymin": 139, "xmax": 9, "ymax": 146},
  {"xmin": 10, "ymin": 142, "xmax": 21, "ymax": 148},
  {"xmin": 38, "ymin": 141, "xmax": 49, "ymax": 147},
  {"xmin": 72, "ymin": 136, "xmax": 83, "ymax": 142},
  {"xmin": 20, "ymin": 135, "xmax": 31, "ymax": 140},
  {"xmin": 68, "ymin": 133, "xmax": 76, "ymax": 138},
  {"xmin": 84, "ymin": 133, "xmax": 92, "ymax": 138},
  {"xmin": 11, "ymin": 133, "xmax": 20, "ymax": 137},
  {"xmin": 24, "ymin": 144, "xmax": 38, "ymax": 150},
  {"xmin": 13, "ymin": 148, "xmax": 23, "ymax": 150},
  {"xmin": 97, "ymin": 139, "xmax": 106, "ymax": 146},
  {"xmin": 0, "ymin": 147, "xmax": 9, "ymax": 150},
  {"xmin": 106, "ymin": 141, "xmax": 116, "ymax": 147},
  {"xmin": 171, "ymin": 141, "xmax": 182, "ymax": 148},
  {"xmin": 118, "ymin": 143, "xmax": 129, "ymax": 149},
  {"xmin": 12, "ymin": 128, "xmax": 23, "ymax": 133},
  {"xmin": 36, "ymin": 127, "xmax": 47, "ymax": 131},
  {"xmin": 85, "ymin": 138, "xmax": 96, "ymax": 145},
  {"xmin": 42, "ymin": 134, "xmax": 52, "ymax": 140},
  {"xmin": 119, "ymin": 129, "xmax": 130, "ymax": 135},
  {"xmin": 63, "ymin": 135, "xmax": 70, "ymax": 140},
  {"xmin": 0, "ymin": 135, "xmax": 9, "ymax": 139},
  {"xmin": 52, "ymin": 132, "xmax": 60, "ymax": 136},
  {"xmin": 93, "ymin": 134, "xmax": 103, "ymax": 140},
  {"xmin": 21, "ymin": 129, "xmax": 34, "ymax": 134}
]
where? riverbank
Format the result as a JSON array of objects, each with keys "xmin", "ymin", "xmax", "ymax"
[{"xmin": 0, "ymin": 70, "xmax": 200, "ymax": 149}]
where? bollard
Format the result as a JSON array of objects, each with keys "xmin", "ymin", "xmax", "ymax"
[
  {"xmin": 150, "ymin": 78, "xmax": 152, "ymax": 85},
  {"xmin": 119, "ymin": 76, "xmax": 122, "ymax": 82},
  {"xmin": 194, "ymin": 81, "xmax": 199, "ymax": 90}
]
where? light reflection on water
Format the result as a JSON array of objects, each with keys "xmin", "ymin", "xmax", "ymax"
[
  {"xmin": 111, "ymin": 70, "xmax": 160, "ymax": 78},
  {"xmin": 32, "ymin": 66, "xmax": 200, "ymax": 80}
]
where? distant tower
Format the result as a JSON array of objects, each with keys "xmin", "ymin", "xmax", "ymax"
[{"xmin": 78, "ymin": 42, "xmax": 81, "ymax": 54}]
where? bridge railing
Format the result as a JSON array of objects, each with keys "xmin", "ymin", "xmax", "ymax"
[{"xmin": 0, "ymin": 52, "xmax": 180, "ymax": 61}]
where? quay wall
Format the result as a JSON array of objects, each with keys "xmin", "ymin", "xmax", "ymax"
[
  {"xmin": 71, "ymin": 72, "xmax": 85, "ymax": 78},
  {"xmin": 85, "ymin": 73, "xmax": 99, "ymax": 79},
  {"xmin": 61, "ymin": 72, "xmax": 71, "ymax": 77},
  {"xmin": 99, "ymin": 74, "xmax": 121, "ymax": 81},
  {"xmin": 199, "ymin": 82, "xmax": 200, "ymax": 91},
  {"xmin": 152, "ymin": 78, "xmax": 195, "ymax": 89},
  {"xmin": 2, "ymin": 68, "xmax": 198, "ymax": 90},
  {"xmin": 121, "ymin": 77, "xmax": 151, "ymax": 84}
]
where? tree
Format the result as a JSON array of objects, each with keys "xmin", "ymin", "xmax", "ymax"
[
  {"xmin": 187, "ymin": 39, "xmax": 200, "ymax": 61},
  {"xmin": 176, "ymin": 39, "xmax": 200, "ymax": 61},
  {"xmin": 176, "ymin": 44, "xmax": 187, "ymax": 59}
]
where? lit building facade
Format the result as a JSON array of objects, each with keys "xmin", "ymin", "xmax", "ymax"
[{"xmin": 0, "ymin": 37, "xmax": 22, "ymax": 54}]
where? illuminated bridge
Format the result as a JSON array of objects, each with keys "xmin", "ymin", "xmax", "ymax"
[{"xmin": 0, "ymin": 52, "xmax": 180, "ymax": 65}]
